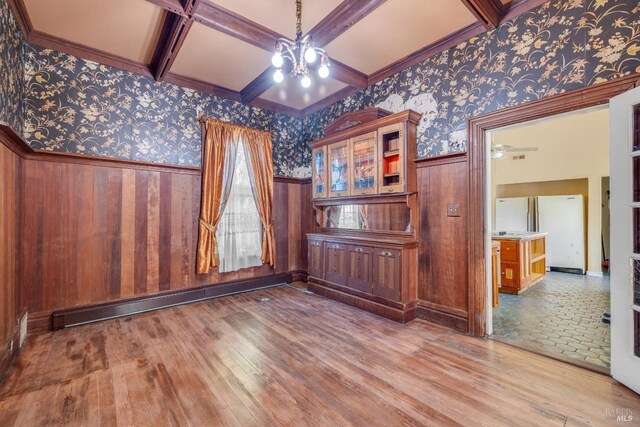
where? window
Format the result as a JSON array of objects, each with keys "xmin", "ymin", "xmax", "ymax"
[{"xmin": 216, "ymin": 144, "xmax": 263, "ymax": 273}]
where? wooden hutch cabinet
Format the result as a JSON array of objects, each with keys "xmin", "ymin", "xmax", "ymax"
[{"xmin": 307, "ymin": 109, "xmax": 421, "ymax": 323}]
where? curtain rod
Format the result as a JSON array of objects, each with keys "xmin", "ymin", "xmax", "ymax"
[{"xmin": 199, "ymin": 115, "xmax": 272, "ymax": 137}]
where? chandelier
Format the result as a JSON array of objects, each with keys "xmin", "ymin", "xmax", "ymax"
[{"xmin": 271, "ymin": 0, "xmax": 330, "ymax": 88}]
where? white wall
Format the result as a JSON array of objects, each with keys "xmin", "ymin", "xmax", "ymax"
[{"xmin": 491, "ymin": 107, "xmax": 610, "ymax": 275}]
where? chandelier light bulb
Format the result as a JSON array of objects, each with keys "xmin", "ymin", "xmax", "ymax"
[
  {"xmin": 269, "ymin": 0, "xmax": 330, "ymax": 89},
  {"xmin": 318, "ymin": 64, "xmax": 329, "ymax": 79},
  {"xmin": 273, "ymin": 69, "xmax": 284, "ymax": 83},
  {"xmin": 271, "ymin": 52, "xmax": 284, "ymax": 68},
  {"xmin": 304, "ymin": 47, "xmax": 317, "ymax": 64}
]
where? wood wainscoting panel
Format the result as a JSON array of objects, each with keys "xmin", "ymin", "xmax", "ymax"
[
  {"xmin": 416, "ymin": 153, "xmax": 469, "ymax": 329},
  {"xmin": 0, "ymin": 142, "xmax": 22, "ymax": 379},
  {"xmin": 18, "ymin": 155, "xmax": 312, "ymax": 328}
]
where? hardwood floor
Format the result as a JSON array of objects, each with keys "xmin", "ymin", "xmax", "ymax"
[{"xmin": 1, "ymin": 285, "xmax": 638, "ymax": 426}]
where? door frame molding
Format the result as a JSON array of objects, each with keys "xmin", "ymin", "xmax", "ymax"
[{"xmin": 467, "ymin": 74, "xmax": 640, "ymax": 336}]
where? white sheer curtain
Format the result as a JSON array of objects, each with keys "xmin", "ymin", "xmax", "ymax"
[{"xmin": 216, "ymin": 140, "xmax": 263, "ymax": 273}]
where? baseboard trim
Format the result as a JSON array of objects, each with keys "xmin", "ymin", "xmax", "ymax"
[
  {"xmin": 308, "ymin": 280, "xmax": 417, "ymax": 323},
  {"xmin": 290, "ymin": 270, "xmax": 309, "ymax": 283},
  {"xmin": 0, "ymin": 326, "xmax": 21, "ymax": 386},
  {"xmin": 416, "ymin": 305, "xmax": 469, "ymax": 333},
  {"xmin": 586, "ymin": 270, "xmax": 604, "ymax": 278},
  {"xmin": 47, "ymin": 273, "xmax": 292, "ymax": 331},
  {"xmin": 28, "ymin": 310, "xmax": 53, "ymax": 334}
]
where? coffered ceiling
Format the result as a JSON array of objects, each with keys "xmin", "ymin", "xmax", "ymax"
[{"xmin": 9, "ymin": 0, "xmax": 548, "ymax": 117}]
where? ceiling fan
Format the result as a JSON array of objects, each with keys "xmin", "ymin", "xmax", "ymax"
[{"xmin": 491, "ymin": 144, "xmax": 538, "ymax": 160}]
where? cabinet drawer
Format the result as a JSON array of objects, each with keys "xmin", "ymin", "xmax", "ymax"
[{"xmin": 500, "ymin": 241, "xmax": 519, "ymax": 262}]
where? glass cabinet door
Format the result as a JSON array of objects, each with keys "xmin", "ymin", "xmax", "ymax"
[
  {"xmin": 350, "ymin": 132, "xmax": 378, "ymax": 195},
  {"xmin": 312, "ymin": 147, "xmax": 327, "ymax": 198},
  {"xmin": 328, "ymin": 141, "xmax": 350, "ymax": 197},
  {"xmin": 378, "ymin": 123, "xmax": 405, "ymax": 194}
]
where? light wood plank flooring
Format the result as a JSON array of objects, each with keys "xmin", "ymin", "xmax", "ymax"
[{"xmin": 1, "ymin": 285, "xmax": 639, "ymax": 426}]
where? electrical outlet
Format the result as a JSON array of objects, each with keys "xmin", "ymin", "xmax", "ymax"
[{"xmin": 447, "ymin": 203, "xmax": 461, "ymax": 217}]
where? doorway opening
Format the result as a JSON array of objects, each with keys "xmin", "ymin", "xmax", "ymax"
[{"xmin": 485, "ymin": 106, "xmax": 611, "ymax": 372}]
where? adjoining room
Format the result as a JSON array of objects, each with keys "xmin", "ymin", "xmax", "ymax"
[{"xmin": 487, "ymin": 107, "xmax": 611, "ymax": 369}]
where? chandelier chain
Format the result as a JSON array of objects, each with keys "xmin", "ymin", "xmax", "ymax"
[{"xmin": 296, "ymin": 0, "xmax": 302, "ymax": 38}]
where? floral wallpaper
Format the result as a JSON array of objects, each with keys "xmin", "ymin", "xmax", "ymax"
[
  {"xmin": 303, "ymin": 0, "xmax": 640, "ymax": 158},
  {"xmin": 9, "ymin": 0, "xmax": 640, "ymax": 171},
  {"xmin": 22, "ymin": 44, "xmax": 309, "ymax": 176},
  {"xmin": 0, "ymin": 0, "xmax": 25, "ymax": 136}
]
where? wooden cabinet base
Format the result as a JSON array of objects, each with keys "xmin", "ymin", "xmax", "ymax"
[
  {"xmin": 308, "ymin": 279, "xmax": 417, "ymax": 323},
  {"xmin": 499, "ymin": 273, "xmax": 546, "ymax": 295}
]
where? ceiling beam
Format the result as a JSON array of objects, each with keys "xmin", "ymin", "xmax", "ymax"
[
  {"xmin": 145, "ymin": 0, "xmax": 186, "ymax": 16},
  {"xmin": 241, "ymin": 67, "xmax": 279, "ymax": 105},
  {"xmin": 307, "ymin": 0, "xmax": 387, "ymax": 47},
  {"xmin": 193, "ymin": 2, "xmax": 284, "ymax": 52},
  {"xmin": 150, "ymin": 13, "xmax": 194, "ymax": 82},
  {"xmin": 240, "ymin": 59, "xmax": 368, "ymax": 105},
  {"xmin": 318, "ymin": 59, "xmax": 367, "ymax": 89},
  {"xmin": 459, "ymin": 0, "xmax": 501, "ymax": 29},
  {"xmin": 182, "ymin": 0, "xmax": 201, "ymax": 16}
]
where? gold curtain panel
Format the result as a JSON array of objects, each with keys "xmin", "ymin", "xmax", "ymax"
[{"xmin": 196, "ymin": 118, "xmax": 276, "ymax": 275}]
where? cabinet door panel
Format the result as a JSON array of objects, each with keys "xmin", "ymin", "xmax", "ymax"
[
  {"xmin": 308, "ymin": 240, "xmax": 324, "ymax": 279},
  {"xmin": 350, "ymin": 132, "xmax": 378, "ymax": 196},
  {"xmin": 312, "ymin": 147, "xmax": 327, "ymax": 199},
  {"xmin": 325, "ymin": 242, "xmax": 348, "ymax": 286},
  {"xmin": 500, "ymin": 261, "xmax": 520, "ymax": 289},
  {"xmin": 378, "ymin": 123, "xmax": 405, "ymax": 194},
  {"xmin": 347, "ymin": 245, "xmax": 373, "ymax": 293},
  {"xmin": 372, "ymin": 248, "xmax": 401, "ymax": 301},
  {"xmin": 328, "ymin": 141, "xmax": 350, "ymax": 198}
]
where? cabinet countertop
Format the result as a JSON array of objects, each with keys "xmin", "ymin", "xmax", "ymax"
[{"xmin": 492, "ymin": 232, "xmax": 548, "ymax": 241}]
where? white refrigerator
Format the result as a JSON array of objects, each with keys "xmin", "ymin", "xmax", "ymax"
[
  {"xmin": 495, "ymin": 197, "xmax": 535, "ymax": 232},
  {"xmin": 537, "ymin": 195, "xmax": 586, "ymax": 274}
]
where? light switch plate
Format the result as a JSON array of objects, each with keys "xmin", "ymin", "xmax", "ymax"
[{"xmin": 447, "ymin": 203, "xmax": 461, "ymax": 217}]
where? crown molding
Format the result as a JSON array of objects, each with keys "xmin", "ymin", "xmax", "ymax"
[
  {"xmin": 6, "ymin": 0, "xmax": 32, "ymax": 36},
  {"xmin": 367, "ymin": 22, "xmax": 485, "ymax": 86},
  {"xmin": 249, "ymin": 98, "xmax": 303, "ymax": 118},
  {"xmin": 7, "ymin": 0, "xmax": 565, "ymax": 120},
  {"xmin": 28, "ymin": 30, "xmax": 153, "ymax": 77},
  {"xmin": 301, "ymin": 86, "xmax": 363, "ymax": 117},
  {"xmin": 163, "ymin": 72, "xmax": 242, "ymax": 102}
]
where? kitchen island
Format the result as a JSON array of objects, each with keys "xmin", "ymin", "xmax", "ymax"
[{"xmin": 492, "ymin": 232, "xmax": 548, "ymax": 295}]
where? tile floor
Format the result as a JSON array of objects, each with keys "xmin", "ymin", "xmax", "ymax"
[{"xmin": 492, "ymin": 271, "xmax": 611, "ymax": 368}]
